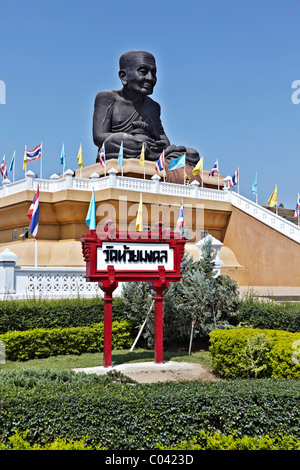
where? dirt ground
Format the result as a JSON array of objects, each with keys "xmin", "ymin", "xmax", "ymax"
[{"xmin": 74, "ymin": 361, "xmax": 218, "ymax": 383}]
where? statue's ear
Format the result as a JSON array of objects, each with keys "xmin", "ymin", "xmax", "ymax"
[{"xmin": 119, "ymin": 69, "xmax": 127, "ymax": 86}]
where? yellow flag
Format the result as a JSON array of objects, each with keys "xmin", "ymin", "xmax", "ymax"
[
  {"xmin": 268, "ymin": 185, "xmax": 277, "ymax": 207},
  {"xmin": 139, "ymin": 143, "xmax": 145, "ymax": 167},
  {"xmin": 77, "ymin": 144, "xmax": 84, "ymax": 168},
  {"xmin": 136, "ymin": 194, "xmax": 143, "ymax": 231},
  {"xmin": 192, "ymin": 156, "xmax": 203, "ymax": 175},
  {"xmin": 23, "ymin": 149, "xmax": 27, "ymax": 170}
]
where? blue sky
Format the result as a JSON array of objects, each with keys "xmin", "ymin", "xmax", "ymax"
[{"xmin": 0, "ymin": 0, "xmax": 300, "ymax": 209}]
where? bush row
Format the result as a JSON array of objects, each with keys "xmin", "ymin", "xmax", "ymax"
[
  {"xmin": 0, "ymin": 431, "xmax": 105, "ymax": 450},
  {"xmin": 0, "ymin": 297, "xmax": 127, "ymax": 333},
  {"xmin": 2, "ymin": 429, "xmax": 299, "ymax": 450},
  {"xmin": 236, "ymin": 295, "xmax": 300, "ymax": 332},
  {"xmin": 0, "ymin": 320, "xmax": 133, "ymax": 361},
  {"xmin": 155, "ymin": 429, "xmax": 300, "ymax": 450},
  {"xmin": 210, "ymin": 327, "xmax": 300, "ymax": 379},
  {"xmin": 1, "ymin": 295, "xmax": 299, "ymax": 336},
  {"xmin": 0, "ymin": 375, "xmax": 299, "ymax": 449}
]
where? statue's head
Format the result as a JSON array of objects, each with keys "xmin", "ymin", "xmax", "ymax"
[{"xmin": 119, "ymin": 50, "xmax": 157, "ymax": 97}]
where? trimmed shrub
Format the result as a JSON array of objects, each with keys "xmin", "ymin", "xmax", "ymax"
[
  {"xmin": 210, "ymin": 327, "xmax": 300, "ymax": 379},
  {"xmin": 2, "ymin": 429, "xmax": 299, "ymax": 450},
  {"xmin": 0, "ymin": 297, "xmax": 127, "ymax": 333},
  {"xmin": 0, "ymin": 430, "xmax": 106, "ymax": 450},
  {"xmin": 0, "ymin": 320, "xmax": 133, "ymax": 361},
  {"xmin": 237, "ymin": 295, "xmax": 300, "ymax": 332},
  {"xmin": 155, "ymin": 429, "xmax": 300, "ymax": 450},
  {"xmin": 0, "ymin": 377, "xmax": 299, "ymax": 449}
]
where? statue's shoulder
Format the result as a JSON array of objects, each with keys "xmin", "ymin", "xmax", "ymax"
[
  {"xmin": 94, "ymin": 90, "xmax": 122, "ymax": 105},
  {"xmin": 144, "ymin": 96, "xmax": 161, "ymax": 114}
]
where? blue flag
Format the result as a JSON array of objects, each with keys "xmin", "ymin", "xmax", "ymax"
[
  {"xmin": 9, "ymin": 151, "xmax": 15, "ymax": 172},
  {"xmin": 60, "ymin": 143, "xmax": 66, "ymax": 168},
  {"xmin": 251, "ymin": 173, "xmax": 257, "ymax": 195},
  {"xmin": 86, "ymin": 190, "xmax": 96, "ymax": 230},
  {"xmin": 118, "ymin": 141, "xmax": 123, "ymax": 167},
  {"xmin": 168, "ymin": 154, "xmax": 186, "ymax": 170}
]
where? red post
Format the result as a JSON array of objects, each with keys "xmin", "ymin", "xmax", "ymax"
[
  {"xmin": 102, "ymin": 289, "xmax": 114, "ymax": 367},
  {"xmin": 99, "ymin": 267, "xmax": 118, "ymax": 368},
  {"xmin": 154, "ymin": 286, "xmax": 165, "ymax": 364}
]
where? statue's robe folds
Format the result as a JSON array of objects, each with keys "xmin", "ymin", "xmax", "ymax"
[{"xmin": 93, "ymin": 90, "xmax": 199, "ymax": 165}]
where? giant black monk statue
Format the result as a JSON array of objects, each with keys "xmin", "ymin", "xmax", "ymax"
[{"xmin": 93, "ymin": 50, "xmax": 199, "ymax": 166}]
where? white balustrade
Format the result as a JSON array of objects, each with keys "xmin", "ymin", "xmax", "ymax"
[
  {"xmin": 0, "ymin": 167, "xmax": 299, "ymax": 244},
  {"xmin": 0, "ymin": 249, "xmax": 101, "ymax": 300},
  {"xmin": 231, "ymin": 192, "xmax": 300, "ymax": 244}
]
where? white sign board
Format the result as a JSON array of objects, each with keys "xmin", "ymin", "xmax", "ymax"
[{"xmin": 97, "ymin": 242, "xmax": 174, "ymax": 271}]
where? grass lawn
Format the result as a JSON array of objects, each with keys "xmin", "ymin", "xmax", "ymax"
[{"xmin": 0, "ymin": 348, "xmax": 212, "ymax": 372}]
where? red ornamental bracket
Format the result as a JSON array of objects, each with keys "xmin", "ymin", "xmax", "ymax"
[{"xmin": 81, "ymin": 221, "xmax": 186, "ymax": 367}]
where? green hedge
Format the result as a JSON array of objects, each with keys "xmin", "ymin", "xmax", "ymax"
[
  {"xmin": 210, "ymin": 327, "xmax": 300, "ymax": 379},
  {"xmin": 2, "ymin": 429, "xmax": 299, "ymax": 450},
  {"xmin": 0, "ymin": 320, "xmax": 133, "ymax": 361},
  {"xmin": 0, "ymin": 431, "xmax": 105, "ymax": 450},
  {"xmin": 0, "ymin": 297, "xmax": 127, "ymax": 333},
  {"xmin": 0, "ymin": 375, "xmax": 299, "ymax": 449},
  {"xmin": 237, "ymin": 296, "xmax": 300, "ymax": 332},
  {"xmin": 155, "ymin": 429, "xmax": 300, "ymax": 450}
]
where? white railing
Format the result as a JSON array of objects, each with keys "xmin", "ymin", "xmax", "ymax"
[
  {"xmin": 0, "ymin": 253, "xmax": 102, "ymax": 300},
  {"xmin": 1, "ymin": 167, "xmax": 299, "ymax": 244},
  {"xmin": 231, "ymin": 192, "xmax": 300, "ymax": 244}
]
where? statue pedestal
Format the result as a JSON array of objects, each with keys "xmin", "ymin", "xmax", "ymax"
[{"xmin": 74, "ymin": 158, "xmax": 223, "ymax": 189}]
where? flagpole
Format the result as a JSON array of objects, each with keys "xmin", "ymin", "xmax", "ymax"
[
  {"xmin": 256, "ymin": 173, "xmax": 258, "ymax": 204},
  {"xmin": 276, "ymin": 184, "xmax": 278, "ymax": 215},
  {"xmin": 80, "ymin": 143, "xmax": 82, "ymax": 178},
  {"xmin": 40, "ymin": 142, "xmax": 43, "ymax": 179},
  {"xmin": 1, "ymin": 155, "xmax": 4, "ymax": 183},
  {"xmin": 238, "ymin": 166, "xmax": 240, "ymax": 194},
  {"xmin": 35, "ymin": 238, "xmax": 38, "ymax": 268},
  {"xmin": 25, "ymin": 145, "xmax": 27, "ymax": 177},
  {"xmin": 62, "ymin": 143, "xmax": 65, "ymax": 178},
  {"xmin": 13, "ymin": 151, "xmax": 15, "ymax": 182}
]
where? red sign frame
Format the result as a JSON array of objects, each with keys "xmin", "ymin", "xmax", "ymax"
[{"xmin": 81, "ymin": 221, "xmax": 186, "ymax": 366}]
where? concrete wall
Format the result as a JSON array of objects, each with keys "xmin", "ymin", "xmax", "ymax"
[{"xmin": 223, "ymin": 206, "xmax": 300, "ymax": 287}]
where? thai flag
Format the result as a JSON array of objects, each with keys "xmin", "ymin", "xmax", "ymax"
[
  {"xmin": 0, "ymin": 155, "xmax": 7, "ymax": 179},
  {"xmin": 26, "ymin": 143, "xmax": 42, "ymax": 161},
  {"xmin": 175, "ymin": 199, "xmax": 184, "ymax": 232},
  {"xmin": 229, "ymin": 168, "xmax": 239, "ymax": 187},
  {"xmin": 209, "ymin": 159, "xmax": 219, "ymax": 177},
  {"xmin": 98, "ymin": 144, "xmax": 105, "ymax": 168},
  {"xmin": 155, "ymin": 150, "xmax": 165, "ymax": 172},
  {"xmin": 27, "ymin": 186, "xmax": 39, "ymax": 239},
  {"xmin": 294, "ymin": 193, "xmax": 300, "ymax": 218}
]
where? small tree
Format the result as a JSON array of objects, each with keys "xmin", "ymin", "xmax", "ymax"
[
  {"xmin": 121, "ymin": 239, "xmax": 239, "ymax": 352},
  {"xmin": 164, "ymin": 238, "xmax": 239, "ymax": 353},
  {"xmin": 198, "ymin": 235, "xmax": 216, "ymax": 279}
]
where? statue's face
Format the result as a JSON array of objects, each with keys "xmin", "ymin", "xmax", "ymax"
[{"xmin": 120, "ymin": 52, "xmax": 157, "ymax": 96}]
